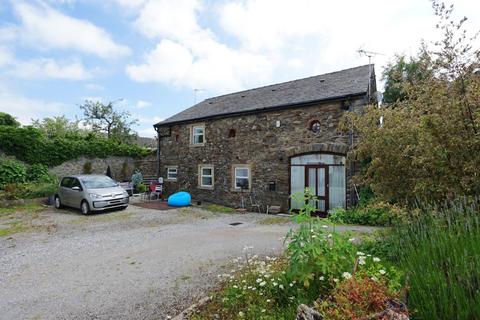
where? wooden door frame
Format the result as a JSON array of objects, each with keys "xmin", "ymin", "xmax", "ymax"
[{"xmin": 305, "ymin": 165, "xmax": 329, "ymax": 215}]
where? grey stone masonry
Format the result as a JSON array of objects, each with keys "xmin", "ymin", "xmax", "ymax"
[{"xmin": 158, "ymin": 97, "xmax": 366, "ymax": 212}]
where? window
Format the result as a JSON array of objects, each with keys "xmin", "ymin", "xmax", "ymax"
[
  {"xmin": 166, "ymin": 166, "xmax": 178, "ymax": 181},
  {"xmin": 309, "ymin": 120, "xmax": 321, "ymax": 133},
  {"xmin": 233, "ymin": 166, "xmax": 250, "ymax": 190},
  {"xmin": 198, "ymin": 165, "xmax": 214, "ymax": 188},
  {"xmin": 191, "ymin": 125, "xmax": 205, "ymax": 145}
]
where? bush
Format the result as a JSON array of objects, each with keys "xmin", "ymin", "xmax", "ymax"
[
  {"xmin": 20, "ymin": 182, "xmax": 58, "ymax": 199},
  {"xmin": 392, "ymin": 201, "xmax": 480, "ymax": 319},
  {"xmin": 131, "ymin": 170, "xmax": 143, "ymax": 187},
  {"xmin": 82, "ymin": 162, "xmax": 93, "ymax": 174},
  {"xmin": 329, "ymin": 202, "xmax": 407, "ymax": 226},
  {"xmin": 0, "ymin": 159, "xmax": 27, "ymax": 188},
  {"xmin": 0, "ymin": 125, "xmax": 151, "ymax": 166},
  {"xmin": 27, "ymin": 164, "xmax": 55, "ymax": 183}
]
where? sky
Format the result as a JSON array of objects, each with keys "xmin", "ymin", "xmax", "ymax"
[{"xmin": 0, "ymin": 0, "xmax": 479, "ymax": 138}]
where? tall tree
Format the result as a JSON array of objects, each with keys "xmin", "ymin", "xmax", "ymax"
[
  {"xmin": 31, "ymin": 116, "xmax": 82, "ymax": 139},
  {"xmin": 79, "ymin": 100, "xmax": 138, "ymax": 143},
  {"xmin": 0, "ymin": 112, "xmax": 20, "ymax": 127},
  {"xmin": 342, "ymin": 1, "xmax": 480, "ymax": 205}
]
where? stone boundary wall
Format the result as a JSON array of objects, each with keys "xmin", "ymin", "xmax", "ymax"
[{"xmin": 50, "ymin": 155, "xmax": 157, "ymax": 182}]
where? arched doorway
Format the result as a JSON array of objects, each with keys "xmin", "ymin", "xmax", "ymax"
[{"xmin": 288, "ymin": 144, "xmax": 348, "ymax": 215}]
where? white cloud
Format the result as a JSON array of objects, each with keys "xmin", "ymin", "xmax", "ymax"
[
  {"xmin": 135, "ymin": 100, "xmax": 151, "ymax": 108},
  {"xmin": 0, "ymin": 85, "xmax": 65, "ymax": 124},
  {"xmin": 12, "ymin": 58, "xmax": 92, "ymax": 80},
  {"xmin": 12, "ymin": 1, "xmax": 130, "ymax": 58},
  {"xmin": 0, "ymin": 46, "xmax": 14, "ymax": 67},
  {"xmin": 84, "ymin": 83, "xmax": 104, "ymax": 91}
]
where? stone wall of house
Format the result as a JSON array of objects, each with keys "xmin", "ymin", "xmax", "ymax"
[
  {"xmin": 50, "ymin": 154, "xmax": 157, "ymax": 181},
  {"xmin": 158, "ymin": 98, "xmax": 366, "ymax": 212}
]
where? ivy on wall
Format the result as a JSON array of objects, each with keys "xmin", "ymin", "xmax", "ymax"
[{"xmin": 0, "ymin": 126, "xmax": 152, "ymax": 167}]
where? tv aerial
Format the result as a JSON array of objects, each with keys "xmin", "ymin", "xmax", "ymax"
[{"xmin": 357, "ymin": 48, "xmax": 385, "ymax": 64}]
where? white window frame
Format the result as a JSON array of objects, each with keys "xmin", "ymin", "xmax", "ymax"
[
  {"xmin": 191, "ymin": 124, "xmax": 205, "ymax": 145},
  {"xmin": 198, "ymin": 165, "xmax": 214, "ymax": 189},
  {"xmin": 233, "ymin": 165, "xmax": 251, "ymax": 190},
  {"xmin": 166, "ymin": 166, "xmax": 178, "ymax": 181}
]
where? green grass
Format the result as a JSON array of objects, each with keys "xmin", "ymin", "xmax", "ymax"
[
  {"xmin": 0, "ymin": 220, "xmax": 27, "ymax": 236},
  {"xmin": 0, "ymin": 203, "xmax": 45, "ymax": 216},
  {"xmin": 0, "ymin": 203, "xmax": 50, "ymax": 236},
  {"xmin": 201, "ymin": 203, "xmax": 236, "ymax": 214},
  {"xmin": 257, "ymin": 216, "xmax": 291, "ymax": 225}
]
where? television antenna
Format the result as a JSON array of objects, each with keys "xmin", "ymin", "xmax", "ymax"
[{"xmin": 357, "ymin": 49, "xmax": 385, "ymax": 65}]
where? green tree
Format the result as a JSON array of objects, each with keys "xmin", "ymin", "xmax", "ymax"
[
  {"xmin": 79, "ymin": 100, "xmax": 138, "ymax": 143},
  {"xmin": 343, "ymin": 1, "xmax": 480, "ymax": 205},
  {"xmin": 0, "ymin": 112, "xmax": 20, "ymax": 127},
  {"xmin": 31, "ymin": 116, "xmax": 84, "ymax": 139}
]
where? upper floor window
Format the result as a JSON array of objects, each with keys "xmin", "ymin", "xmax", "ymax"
[
  {"xmin": 166, "ymin": 166, "xmax": 178, "ymax": 181},
  {"xmin": 198, "ymin": 165, "xmax": 214, "ymax": 188},
  {"xmin": 191, "ymin": 125, "xmax": 205, "ymax": 145}
]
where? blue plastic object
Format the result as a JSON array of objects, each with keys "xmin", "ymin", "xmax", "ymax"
[{"xmin": 167, "ymin": 191, "xmax": 191, "ymax": 207}]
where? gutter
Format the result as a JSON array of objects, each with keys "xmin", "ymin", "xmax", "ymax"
[{"xmin": 153, "ymin": 91, "xmax": 367, "ymax": 129}]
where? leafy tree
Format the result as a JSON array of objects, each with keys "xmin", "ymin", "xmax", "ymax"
[
  {"xmin": 342, "ymin": 1, "xmax": 480, "ymax": 205},
  {"xmin": 79, "ymin": 100, "xmax": 138, "ymax": 143},
  {"xmin": 0, "ymin": 112, "xmax": 20, "ymax": 127},
  {"xmin": 31, "ymin": 116, "xmax": 84, "ymax": 139}
]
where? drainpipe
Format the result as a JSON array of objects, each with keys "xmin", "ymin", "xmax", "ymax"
[{"xmin": 154, "ymin": 125, "xmax": 161, "ymax": 178}]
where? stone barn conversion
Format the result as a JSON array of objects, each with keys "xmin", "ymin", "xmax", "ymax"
[{"xmin": 154, "ymin": 64, "xmax": 377, "ymax": 214}]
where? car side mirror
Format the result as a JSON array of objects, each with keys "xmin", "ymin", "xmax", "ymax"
[{"xmin": 72, "ymin": 186, "xmax": 81, "ymax": 191}]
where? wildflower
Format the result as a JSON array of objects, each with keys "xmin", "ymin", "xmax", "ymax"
[
  {"xmin": 373, "ymin": 257, "xmax": 381, "ymax": 262},
  {"xmin": 348, "ymin": 238, "xmax": 355, "ymax": 242},
  {"xmin": 300, "ymin": 242, "xmax": 305, "ymax": 248},
  {"xmin": 327, "ymin": 234, "xmax": 333, "ymax": 238},
  {"xmin": 371, "ymin": 276, "xmax": 378, "ymax": 281},
  {"xmin": 233, "ymin": 285, "xmax": 238, "ymax": 289},
  {"xmin": 289, "ymin": 283, "xmax": 293, "ymax": 287},
  {"xmin": 239, "ymin": 311, "xmax": 244, "ymax": 317},
  {"xmin": 279, "ymin": 284, "xmax": 284, "ymax": 290},
  {"xmin": 333, "ymin": 278, "xmax": 339, "ymax": 283},
  {"xmin": 322, "ymin": 225, "xmax": 329, "ymax": 228},
  {"xmin": 273, "ymin": 282, "xmax": 278, "ymax": 286},
  {"xmin": 319, "ymin": 276, "xmax": 325, "ymax": 281},
  {"xmin": 251, "ymin": 287, "xmax": 256, "ymax": 291},
  {"xmin": 261, "ymin": 309, "xmax": 266, "ymax": 313},
  {"xmin": 312, "ymin": 235, "xmax": 317, "ymax": 238},
  {"xmin": 260, "ymin": 281, "xmax": 266, "ymax": 287},
  {"xmin": 356, "ymin": 251, "xmax": 365, "ymax": 256},
  {"xmin": 242, "ymin": 280, "xmax": 246, "ymax": 283},
  {"xmin": 267, "ymin": 299, "xmax": 271, "ymax": 303},
  {"xmin": 358, "ymin": 257, "xmax": 366, "ymax": 265},
  {"xmin": 342, "ymin": 272, "xmax": 352, "ymax": 279},
  {"xmin": 256, "ymin": 278, "xmax": 262, "ymax": 283},
  {"xmin": 379, "ymin": 269, "xmax": 386, "ymax": 275}
]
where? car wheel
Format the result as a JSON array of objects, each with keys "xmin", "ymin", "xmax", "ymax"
[
  {"xmin": 81, "ymin": 200, "xmax": 91, "ymax": 215},
  {"xmin": 54, "ymin": 195, "xmax": 63, "ymax": 209},
  {"xmin": 119, "ymin": 205, "xmax": 128, "ymax": 211}
]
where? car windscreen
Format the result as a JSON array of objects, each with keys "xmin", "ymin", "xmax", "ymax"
[{"xmin": 81, "ymin": 176, "xmax": 117, "ymax": 189}]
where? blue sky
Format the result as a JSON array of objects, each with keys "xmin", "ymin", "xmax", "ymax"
[{"xmin": 0, "ymin": 0, "xmax": 479, "ymax": 137}]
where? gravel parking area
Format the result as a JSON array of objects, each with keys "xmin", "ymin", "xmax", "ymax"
[
  {"xmin": 0, "ymin": 202, "xmax": 377, "ymax": 320},
  {"xmin": 0, "ymin": 203, "xmax": 294, "ymax": 320}
]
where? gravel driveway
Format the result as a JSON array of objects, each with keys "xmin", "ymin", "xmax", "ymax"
[{"xmin": 0, "ymin": 203, "xmax": 377, "ymax": 320}]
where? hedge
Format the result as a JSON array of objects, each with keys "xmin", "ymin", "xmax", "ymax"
[{"xmin": 0, "ymin": 125, "xmax": 152, "ymax": 167}]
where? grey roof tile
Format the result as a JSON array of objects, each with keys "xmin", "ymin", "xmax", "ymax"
[{"xmin": 156, "ymin": 64, "xmax": 373, "ymax": 126}]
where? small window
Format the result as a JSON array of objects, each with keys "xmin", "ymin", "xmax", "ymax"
[
  {"xmin": 199, "ymin": 165, "xmax": 214, "ymax": 188},
  {"xmin": 309, "ymin": 120, "xmax": 321, "ymax": 133},
  {"xmin": 191, "ymin": 125, "xmax": 205, "ymax": 145},
  {"xmin": 228, "ymin": 128, "xmax": 236, "ymax": 138},
  {"xmin": 60, "ymin": 177, "xmax": 73, "ymax": 188},
  {"xmin": 167, "ymin": 166, "xmax": 178, "ymax": 181},
  {"xmin": 234, "ymin": 166, "xmax": 250, "ymax": 190}
]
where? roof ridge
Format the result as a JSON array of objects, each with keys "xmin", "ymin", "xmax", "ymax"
[{"xmin": 204, "ymin": 64, "xmax": 373, "ymax": 102}]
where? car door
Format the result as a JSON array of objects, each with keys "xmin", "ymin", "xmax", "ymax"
[
  {"xmin": 59, "ymin": 177, "xmax": 73, "ymax": 206},
  {"xmin": 69, "ymin": 178, "xmax": 84, "ymax": 209}
]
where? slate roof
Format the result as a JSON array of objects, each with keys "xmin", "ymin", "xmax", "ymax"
[{"xmin": 156, "ymin": 64, "xmax": 374, "ymax": 126}]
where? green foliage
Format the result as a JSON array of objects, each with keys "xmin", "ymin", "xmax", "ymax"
[
  {"xmin": 82, "ymin": 162, "xmax": 93, "ymax": 174},
  {"xmin": 20, "ymin": 182, "xmax": 58, "ymax": 199},
  {"xmin": 392, "ymin": 200, "xmax": 480, "ymax": 319},
  {"xmin": 131, "ymin": 170, "xmax": 143, "ymax": 187},
  {"xmin": 0, "ymin": 125, "xmax": 151, "ymax": 166},
  {"xmin": 0, "ymin": 159, "xmax": 27, "ymax": 187},
  {"xmin": 0, "ymin": 112, "xmax": 20, "ymax": 127},
  {"xmin": 80, "ymin": 100, "xmax": 138, "ymax": 143},
  {"xmin": 27, "ymin": 164, "xmax": 55, "ymax": 183},
  {"xmin": 136, "ymin": 183, "xmax": 147, "ymax": 193},
  {"xmin": 342, "ymin": 3, "xmax": 480, "ymax": 205},
  {"xmin": 329, "ymin": 202, "xmax": 407, "ymax": 226},
  {"xmin": 31, "ymin": 116, "xmax": 84, "ymax": 139}
]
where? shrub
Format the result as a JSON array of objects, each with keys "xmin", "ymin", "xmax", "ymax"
[
  {"xmin": 131, "ymin": 170, "xmax": 143, "ymax": 187},
  {"xmin": 82, "ymin": 162, "xmax": 93, "ymax": 174},
  {"xmin": 136, "ymin": 183, "xmax": 147, "ymax": 193},
  {"xmin": 392, "ymin": 201, "xmax": 480, "ymax": 319},
  {"xmin": 27, "ymin": 164, "xmax": 55, "ymax": 182},
  {"xmin": 329, "ymin": 202, "xmax": 407, "ymax": 226},
  {"xmin": 0, "ymin": 159, "xmax": 27, "ymax": 188}
]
